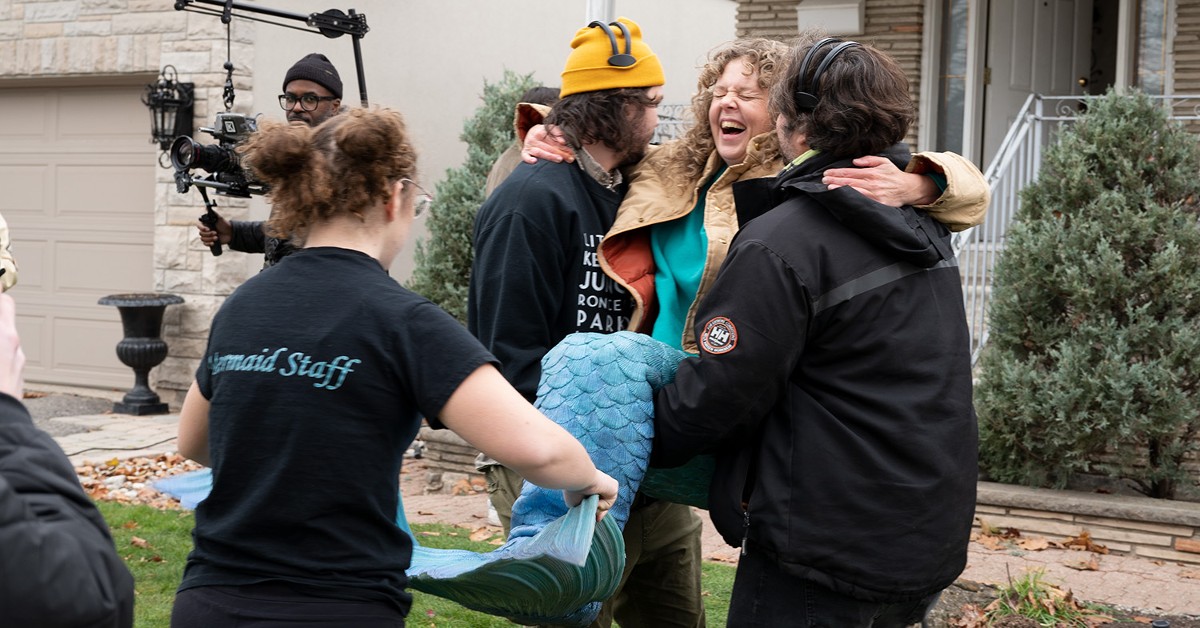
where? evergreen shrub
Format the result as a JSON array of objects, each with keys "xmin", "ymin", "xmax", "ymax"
[
  {"xmin": 407, "ymin": 70, "xmax": 539, "ymax": 323},
  {"xmin": 976, "ymin": 89, "xmax": 1200, "ymax": 500}
]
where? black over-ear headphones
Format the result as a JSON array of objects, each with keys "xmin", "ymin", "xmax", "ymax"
[
  {"xmin": 794, "ymin": 38, "xmax": 861, "ymax": 111},
  {"xmin": 588, "ymin": 20, "xmax": 636, "ymax": 67}
]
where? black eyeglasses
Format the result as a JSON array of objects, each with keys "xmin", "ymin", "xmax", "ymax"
[
  {"xmin": 278, "ymin": 93, "xmax": 338, "ymax": 112},
  {"xmin": 401, "ymin": 178, "xmax": 434, "ymax": 216}
]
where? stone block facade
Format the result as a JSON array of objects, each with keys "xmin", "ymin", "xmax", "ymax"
[
  {"xmin": 0, "ymin": 0, "xmax": 259, "ymax": 405},
  {"xmin": 976, "ymin": 482, "xmax": 1200, "ymax": 566}
]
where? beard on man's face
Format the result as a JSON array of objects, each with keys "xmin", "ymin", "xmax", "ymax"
[
  {"xmin": 618, "ymin": 144, "xmax": 648, "ymax": 169},
  {"xmin": 616, "ymin": 115, "xmax": 656, "ymax": 168},
  {"xmin": 288, "ymin": 107, "xmax": 336, "ymax": 127}
]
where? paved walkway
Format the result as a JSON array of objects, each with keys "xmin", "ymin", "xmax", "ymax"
[{"xmin": 44, "ymin": 398, "xmax": 1200, "ymax": 618}]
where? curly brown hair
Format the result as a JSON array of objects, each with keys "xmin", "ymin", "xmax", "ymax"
[
  {"xmin": 237, "ymin": 107, "xmax": 417, "ymax": 240},
  {"xmin": 657, "ymin": 38, "xmax": 789, "ymax": 190},
  {"xmin": 769, "ymin": 35, "xmax": 914, "ymax": 159}
]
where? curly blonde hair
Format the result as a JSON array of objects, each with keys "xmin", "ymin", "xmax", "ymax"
[
  {"xmin": 237, "ymin": 107, "xmax": 417, "ymax": 240},
  {"xmin": 658, "ymin": 38, "xmax": 789, "ymax": 189}
]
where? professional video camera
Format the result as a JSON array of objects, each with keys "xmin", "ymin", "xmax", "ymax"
[
  {"xmin": 170, "ymin": 111, "xmax": 265, "ymax": 199},
  {"xmin": 171, "ymin": 0, "xmax": 370, "ymax": 257},
  {"xmin": 169, "ymin": 111, "xmax": 266, "ymax": 256}
]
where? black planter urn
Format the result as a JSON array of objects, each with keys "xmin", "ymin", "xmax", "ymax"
[{"xmin": 98, "ymin": 292, "xmax": 185, "ymax": 415}]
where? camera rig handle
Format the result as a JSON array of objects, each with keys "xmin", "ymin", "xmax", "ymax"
[
  {"xmin": 197, "ymin": 187, "xmax": 224, "ymax": 257},
  {"xmin": 174, "ymin": 0, "xmax": 370, "ymax": 107}
]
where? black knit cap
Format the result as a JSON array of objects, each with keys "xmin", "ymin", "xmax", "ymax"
[{"xmin": 283, "ymin": 53, "xmax": 343, "ymax": 99}]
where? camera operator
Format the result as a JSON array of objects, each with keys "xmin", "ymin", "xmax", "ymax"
[{"xmin": 195, "ymin": 53, "xmax": 344, "ymax": 268}]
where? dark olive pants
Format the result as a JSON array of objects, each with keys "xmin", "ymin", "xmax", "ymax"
[{"xmin": 484, "ymin": 463, "xmax": 707, "ymax": 628}]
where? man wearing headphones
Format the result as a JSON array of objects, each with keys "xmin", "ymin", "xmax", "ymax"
[
  {"xmin": 468, "ymin": 18, "xmax": 706, "ymax": 628},
  {"xmin": 195, "ymin": 53, "xmax": 343, "ymax": 268},
  {"xmin": 651, "ymin": 35, "xmax": 978, "ymax": 627}
]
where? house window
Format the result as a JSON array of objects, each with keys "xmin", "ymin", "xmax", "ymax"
[
  {"xmin": 1138, "ymin": 0, "xmax": 1170, "ymax": 94},
  {"xmin": 936, "ymin": 0, "xmax": 969, "ymax": 153}
]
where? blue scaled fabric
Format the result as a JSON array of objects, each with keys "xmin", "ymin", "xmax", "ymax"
[{"xmin": 154, "ymin": 331, "xmax": 712, "ymax": 626}]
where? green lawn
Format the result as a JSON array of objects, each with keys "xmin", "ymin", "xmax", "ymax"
[{"xmin": 96, "ymin": 501, "xmax": 736, "ymax": 627}]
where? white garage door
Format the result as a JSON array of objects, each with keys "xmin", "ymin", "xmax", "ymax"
[{"xmin": 0, "ymin": 82, "xmax": 157, "ymax": 389}]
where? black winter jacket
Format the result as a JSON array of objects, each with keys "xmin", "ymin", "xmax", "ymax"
[
  {"xmin": 652, "ymin": 144, "xmax": 978, "ymax": 603},
  {"xmin": 0, "ymin": 393, "xmax": 134, "ymax": 627},
  {"xmin": 229, "ymin": 219, "xmax": 295, "ymax": 268}
]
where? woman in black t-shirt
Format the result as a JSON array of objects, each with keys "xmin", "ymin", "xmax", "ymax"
[{"xmin": 170, "ymin": 108, "xmax": 618, "ymax": 628}]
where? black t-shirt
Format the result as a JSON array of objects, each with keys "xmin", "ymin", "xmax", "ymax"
[{"xmin": 180, "ymin": 247, "xmax": 496, "ymax": 611}]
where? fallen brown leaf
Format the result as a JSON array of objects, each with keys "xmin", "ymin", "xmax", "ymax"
[
  {"xmin": 1061, "ymin": 530, "xmax": 1109, "ymax": 554},
  {"xmin": 449, "ymin": 479, "xmax": 475, "ymax": 496},
  {"xmin": 1016, "ymin": 537, "xmax": 1051, "ymax": 551},
  {"xmin": 468, "ymin": 527, "xmax": 495, "ymax": 543},
  {"xmin": 130, "ymin": 536, "xmax": 152, "ymax": 549},
  {"xmin": 1064, "ymin": 555, "xmax": 1100, "ymax": 571},
  {"xmin": 951, "ymin": 603, "xmax": 988, "ymax": 628},
  {"xmin": 975, "ymin": 535, "xmax": 1009, "ymax": 551}
]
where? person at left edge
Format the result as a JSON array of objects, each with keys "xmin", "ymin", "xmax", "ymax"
[{"xmin": 0, "ymin": 292, "xmax": 134, "ymax": 628}]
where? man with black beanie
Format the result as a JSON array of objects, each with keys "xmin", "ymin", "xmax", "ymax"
[{"xmin": 195, "ymin": 52, "xmax": 344, "ymax": 268}]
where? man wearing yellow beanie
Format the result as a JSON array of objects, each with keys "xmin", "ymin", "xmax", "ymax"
[{"xmin": 469, "ymin": 17, "xmax": 707, "ymax": 628}]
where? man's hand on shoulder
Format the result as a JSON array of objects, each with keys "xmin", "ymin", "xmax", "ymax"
[
  {"xmin": 522, "ymin": 125, "xmax": 575, "ymax": 165},
  {"xmin": 822, "ymin": 155, "xmax": 939, "ymax": 207}
]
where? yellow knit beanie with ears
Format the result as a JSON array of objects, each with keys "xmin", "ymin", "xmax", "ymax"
[{"xmin": 560, "ymin": 17, "xmax": 665, "ymax": 97}]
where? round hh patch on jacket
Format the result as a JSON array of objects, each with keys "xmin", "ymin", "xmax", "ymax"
[{"xmin": 700, "ymin": 316, "xmax": 738, "ymax": 354}]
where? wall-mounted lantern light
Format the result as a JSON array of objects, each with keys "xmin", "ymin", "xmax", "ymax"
[{"xmin": 142, "ymin": 65, "xmax": 194, "ymax": 165}]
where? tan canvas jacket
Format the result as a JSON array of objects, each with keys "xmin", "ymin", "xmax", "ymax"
[{"xmin": 599, "ymin": 135, "xmax": 990, "ymax": 353}]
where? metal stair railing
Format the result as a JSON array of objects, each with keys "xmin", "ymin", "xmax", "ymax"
[{"xmin": 953, "ymin": 93, "xmax": 1200, "ymax": 367}]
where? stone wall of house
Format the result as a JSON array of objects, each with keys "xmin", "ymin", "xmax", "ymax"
[
  {"xmin": 0, "ymin": 0, "xmax": 258, "ymax": 405},
  {"xmin": 735, "ymin": 0, "xmax": 925, "ymax": 146},
  {"xmin": 976, "ymin": 482, "xmax": 1200, "ymax": 567}
]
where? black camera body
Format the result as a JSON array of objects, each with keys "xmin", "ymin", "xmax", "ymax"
[{"xmin": 170, "ymin": 112, "xmax": 266, "ymax": 199}]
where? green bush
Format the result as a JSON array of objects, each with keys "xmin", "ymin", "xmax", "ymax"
[
  {"xmin": 976, "ymin": 89, "xmax": 1200, "ymax": 499},
  {"xmin": 406, "ymin": 70, "xmax": 539, "ymax": 323}
]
